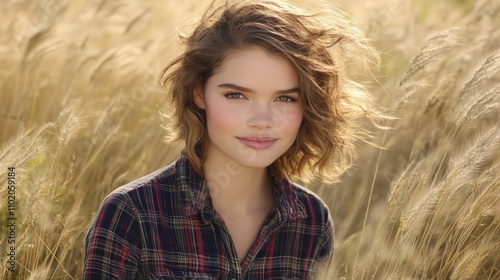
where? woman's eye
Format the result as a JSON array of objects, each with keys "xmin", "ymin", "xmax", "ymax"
[
  {"xmin": 224, "ymin": 92, "xmax": 244, "ymax": 99},
  {"xmin": 276, "ymin": 95, "xmax": 297, "ymax": 103}
]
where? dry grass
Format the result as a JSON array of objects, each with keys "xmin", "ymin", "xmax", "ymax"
[{"xmin": 0, "ymin": 0, "xmax": 499, "ymax": 279}]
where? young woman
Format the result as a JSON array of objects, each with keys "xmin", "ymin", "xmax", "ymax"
[{"xmin": 83, "ymin": 0, "xmax": 381, "ymax": 279}]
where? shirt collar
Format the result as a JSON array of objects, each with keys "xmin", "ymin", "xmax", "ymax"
[
  {"xmin": 176, "ymin": 151, "xmax": 307, "ymax": 225},
  {"xmin": 270, "ymin": 176, "xmax": 308, "ymax": 222}
]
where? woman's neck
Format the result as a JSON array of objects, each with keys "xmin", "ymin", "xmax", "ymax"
[{"xmin": 202, "ymin": 152, "xmax": 274, "ymax": 214}]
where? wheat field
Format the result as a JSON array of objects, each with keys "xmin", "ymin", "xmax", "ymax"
[{"xmin": 0, "ymin": 0, "xmax": 499, "ymax": 279}]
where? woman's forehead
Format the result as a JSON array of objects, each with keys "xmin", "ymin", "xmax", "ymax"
[{"xmin": 208, "ymin": 46, "xmax": 299, "ymax": 91}]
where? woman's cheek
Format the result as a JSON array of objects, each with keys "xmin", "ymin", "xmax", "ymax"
[
  {"xmin": 207, "ymin": 104, "xmax": 241, "ymax": 130},
  {"xmin": 272, "ymin": 106, "xmax": 303, "ymax": 130}
]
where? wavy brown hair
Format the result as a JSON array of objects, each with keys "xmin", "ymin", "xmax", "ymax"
[{"xmin": 159, "ymin": 0, "xmax": 385, "ymax": 183}]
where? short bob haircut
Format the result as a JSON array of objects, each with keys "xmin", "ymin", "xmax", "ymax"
[{"xmin": 159, "ymin": 0, "xmax": 383, "ymax": 183}]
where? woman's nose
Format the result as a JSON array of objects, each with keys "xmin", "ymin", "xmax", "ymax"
[{"xmin": 247, "ymin": 102, "xmax": 273, "ymax": 129}]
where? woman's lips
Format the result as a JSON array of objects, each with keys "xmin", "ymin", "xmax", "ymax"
[{"xmin": 237, "ymin": 137, "xmax": 277, "ymax": 149}]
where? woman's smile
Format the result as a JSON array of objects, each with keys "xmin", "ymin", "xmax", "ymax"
[{"xmin": 237, "ymin": 136, "xmax": 278, "ymax": 150}]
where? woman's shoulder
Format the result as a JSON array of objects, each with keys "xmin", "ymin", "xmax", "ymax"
[
  {"xmin": 110, "ymin": 161, "xmax": 177, "ymax": 194},
  {"xmin": 290, "ymin": 182, "xmax": 329, "ymax": 209},
  {"xmin": 100, "ymin": 159, "xmax": 182, "ymax": 212},
  {"xmin": 284, "ymin": 181, "xmax": 334, "ymax": 261}
]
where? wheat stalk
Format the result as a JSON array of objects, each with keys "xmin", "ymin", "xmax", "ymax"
[
  {"xmin": 460, "ymin": 52, "xmax": 500, "ymax": 98},
  {"xmin": 399, "ymin": 27, "xmax": 462, "ymax": 88}
]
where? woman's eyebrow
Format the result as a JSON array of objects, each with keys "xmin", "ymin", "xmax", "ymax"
[
  {"xmin": 217, "ymin": 83, "xmax": 253, "ymax": 92},
  {"xmin": 217, "ymin": 83, "xmax": 299, "ymax": 94},
  {"xmin": 277, "ymin": 87, "xmax": 299, "ymax": 94}
]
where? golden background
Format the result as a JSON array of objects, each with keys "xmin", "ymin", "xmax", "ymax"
[{"xmin": 0, "ymin": 0, "xmax": 498, "ymax": 279}]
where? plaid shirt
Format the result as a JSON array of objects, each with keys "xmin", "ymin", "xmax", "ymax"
[{"xmin": 83, "ymin": 152, "xmax": 333, "ymax": 279}]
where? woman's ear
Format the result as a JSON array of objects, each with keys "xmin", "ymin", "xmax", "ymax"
[{"xmin": 193, "ymin": 84, "xmax": 206, "ymax": 109}]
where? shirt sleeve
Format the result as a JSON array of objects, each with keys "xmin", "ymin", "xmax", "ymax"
[
  {"xmin": 315, "ymin": 213, "xmax": 334, "ymax": 262},
  {"xmin": 312, "ymin": 210, "xmax": 334, "ymax": 279},
  {"xmin": 83, "ymin": 192, "xmax": 142, "ymax": 279}
]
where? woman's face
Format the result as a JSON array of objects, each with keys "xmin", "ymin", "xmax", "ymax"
[{"xmin": 194, "ymin": 46, "xmax": 303, "ymax": 169}]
